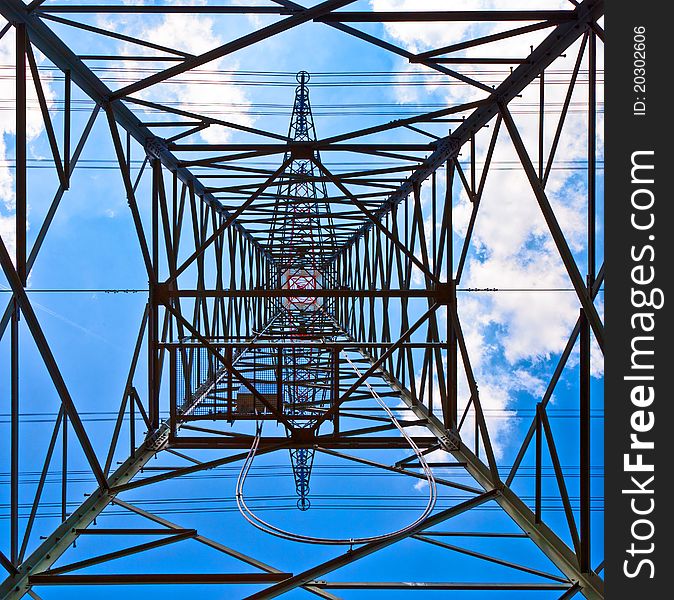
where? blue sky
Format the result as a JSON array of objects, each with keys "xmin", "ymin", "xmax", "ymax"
[{"xmin": 0, "ymin": 1, "xmax": 603, "ymax": 598}]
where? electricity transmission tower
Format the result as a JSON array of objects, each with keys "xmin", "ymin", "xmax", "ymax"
[
  {"xmin": 268, "ymin": 70, "xmax": 335, "ymax": 510},
  {"xmin": 0, "ymin": 1, "xmax": 604, "ymax": 599}
]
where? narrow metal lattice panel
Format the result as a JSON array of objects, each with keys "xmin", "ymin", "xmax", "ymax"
[
  {"xmin": 177, "ymin": 345, "xmax": 230, "ymax": 417},
  {"xmin": 174, "ymin": 342, "xmax": 337, "ymax": 420}
]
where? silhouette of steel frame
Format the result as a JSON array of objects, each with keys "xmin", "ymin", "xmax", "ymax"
[{"xmin": 0, "ymin": 0, "xmax": 604, "ymax": 598}]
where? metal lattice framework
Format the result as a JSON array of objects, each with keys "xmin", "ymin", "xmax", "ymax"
[{"xmin": 0, "ymin": 1, "xmax": 604, "ymax": 599}]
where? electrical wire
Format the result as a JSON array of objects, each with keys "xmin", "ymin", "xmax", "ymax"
[
  {"xmin": 0, "ymin": 464, "xmax": 605, "ymax": 485},
  {"xmin": 234, "ymin": 348, "xmax": 437, "ymax": 545}
]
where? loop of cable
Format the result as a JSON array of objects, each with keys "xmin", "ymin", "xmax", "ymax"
[{"xmin": 235, "ymin": 348, "xmax": 437, "ymax": 545}]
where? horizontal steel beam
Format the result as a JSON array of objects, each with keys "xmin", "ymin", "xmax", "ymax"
[
  {"xmin": 159, "ymin": 341, "xmax": 443, "ymax": 349},
  {"xmin": 36, "ymin": 5, "xmax": 293, "ymax": 14},
  {"xmin": 161, "ymin": 288, "xmax": 447, "ymax": 299},
  {"xmin": 311, "ymin": 582, "xmax": 572, "ymax": 590},
  {"xmin": 29, "ymin": 573, "xmax": 292, "ymax": 585},
  {"xmin": 171, "ymin": 436, "xmax": 440, "ymax": 449},
  {"xmin": 412, "ymin": 57, "xmax": 529, "ymax": 65},
  {"xmin": 315, "ymin": 11, "xmax": 576, "ymax": 22},
  {"xmin": 170, "ymin": 143, "xmax": 434, "ymax": 152}
]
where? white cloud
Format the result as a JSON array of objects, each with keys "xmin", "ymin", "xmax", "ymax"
[
  {"xmin": 372, "ymin": 4, "xmax": 604, "ymax": 459},
  {"xmin": 0, "ymin": 213, "xmax": 16, "ymax": 263},
  {"xmin": 372, "ymin": 0, "xmax": 576, "ymax": 106},
  {"xmin": 0, "ymin": 23, "xmax": 55, "ymax": 260},
  {"xmin": 0, "ymin": 135, "xmax": 13, "ymax": 207},
  {"xmin": 371, "ymin": 0, "xmax": 494, "ymax": 54},
  {"xmin": 452, "ymin": 59, "xmax": 599, "ymax": 366},
  {"xmin": 103, "ymin": 2, "xmax": 256, "ymax": 144}
]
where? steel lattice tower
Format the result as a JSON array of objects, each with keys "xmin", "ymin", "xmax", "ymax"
[
  {"xmin": 269, "ymin": 71, "xmax": 335, "ymax": 510},
  {"xmin": 0, "ymin": 1, "xmax": 605, "ymax": 599}
]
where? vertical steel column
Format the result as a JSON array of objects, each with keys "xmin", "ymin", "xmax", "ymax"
[
  {"xmin": 469, "ymin": 135, "xmax": 476, "ymax": 195},
  {"xmin": 583, "ymin": 31, "xmax": 596, "ymax": 574},
  {"xmin": 129, "ymin": 388, "xmax": 136, "ymax": 457},
  {"xmin": 448, "ymin": 280, "xmax": 458, "ymax": 430},
  {"xmin": 126, "ymin": 132, "xmax": 131, "ymax": 176},
  {"xmin": 535, "ymin": 403, "xmax": 542, "ymax": 524},
  {"xmin": 539, "ymin": 71, "xmax": 545, "ymax": 180},
  {"xmin": 10, "ymin": 300, "xmax": 19, "ymax": 564},
  {"xmin": 332, "ymin": 346, "xmax": 339, "ymax": 434},
  {"xmin": 432, "ymin": 171, "xmax": 437, "ymax": 276},
  {"xmin": 61, "ymin": 413, "xmax": 68, "ymax": 521},
  {"xmin": 15, "ymin": 23, "xmax": 26, "ymax": 285},
  {"xmin": 579, "ymin": 308, "xmax": 591, "ymax": 572},
  {"xmin": 63, "ymin": 69, "xmax": 71, "ymax": 189},
  {"xmin": 227, "ymin": 345, "xmax": 233, "ymax": 420},
  {"xmin": 588, "ymin": 32, "xmax": 596, "ymax": 284},
  {"xmin": 169, "ymin": 349, "xmax": 177, "ymax": 439},
  {"xmin": 148, "ymin": 160, "xmax": 160, "ymax": 429},
  {"xmin": 475, "ymin": 404, "xmax": 480, "ymax": 458},
  {"xmin": 5, "ymin": 29, "xmax": 27, "ymax": 550},
  {"xmin": 446, "ymin": 160, "xmax": 457, "ymax": 430},
  {"xmin": 276, "ymin": 345, "xmax": 283, "ymax": 417}
]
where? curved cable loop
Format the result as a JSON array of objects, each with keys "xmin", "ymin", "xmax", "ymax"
[{"xmin": 235, "ymin": 348, "xmax": 437, "ymax": 545}]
